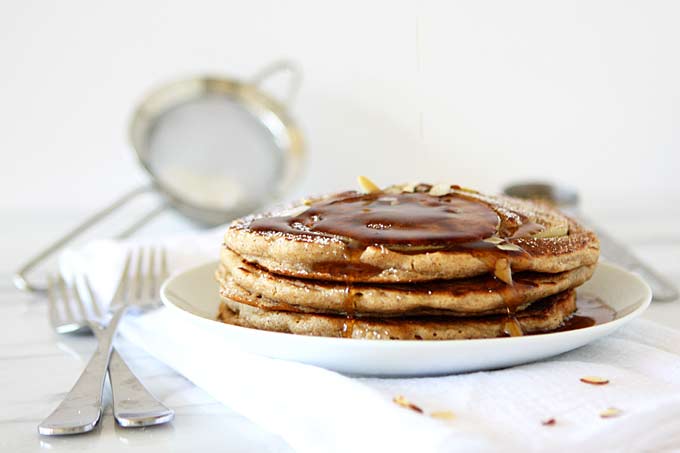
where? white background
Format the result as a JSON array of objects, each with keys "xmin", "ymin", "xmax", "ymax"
[{"xmin": 1, "ymin": 0, "xmax": 679, "ymax": 233}]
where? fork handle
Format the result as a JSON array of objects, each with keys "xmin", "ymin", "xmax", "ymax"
[
  {"xmin": 38, "ymin": 307, "xmax": 126, "ymax": 436},
  {"xmin": 108, "ymin": 348, "xmax": 175, "ymax": 427},
  {"xmin": 90, "ymin": 324, "xmax": 174, "ymax": 427}
]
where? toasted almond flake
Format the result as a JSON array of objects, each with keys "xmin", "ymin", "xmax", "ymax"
[
  {"xmin": 496, "ymin": 242, "xmax": 523, "ymax": 252},
  {"xmin": 383, "ymin": 185, "xmax": 403, "ymax": 195},
  {"xmin": 428, "ymin": 183, "xmax": 452, "ymax": 197},
  {"xmin": 393, "ymin": 395, "xmax": 423, "ymax": 413},
  {"xmin": 383, "ymin": 182, "xmax": 418, "ymax": 194},
  {"xmin": 541, "ymin": 418, "xmax": 556, "ymax": 426},
  {"xmin": 482, "ymin": 236, "xmax": 504, "ymax": 245},
  {"xmin": 532, "ymin": 223, "xmax": 569, "ymax": 239},
  {"xmin": 600, "ymin": 407, "xmax": 622, "ymax": 418},
  {"xmin": 452, "ymin": 185, "xmax": 479, "ymax": 194},
  {"xmin": 430, "ymin": 410, "xmax": 455, "ymax": 420},
  {"xmin": 494, "ymin": 258, "xmax": 513, "ymax": 285},
  {"xmin": 580, "ymin": 376, "xmax": 610, "ymax": 386},
  {"xmin": 301, "ymin": 198, "xmax": 313, "ymax": 206},
  {"xmin": 357, "ymin": 176, "xmax": 381, "ymax": 194}
]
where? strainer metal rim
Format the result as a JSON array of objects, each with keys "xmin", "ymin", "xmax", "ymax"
[{"xmin": 128, "ymin": 74, "xmax": 305, "ymax": 225}]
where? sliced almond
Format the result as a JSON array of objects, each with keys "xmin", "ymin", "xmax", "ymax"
[
  {"xmin": 451, "ymin": 185, "xmax": 479, "ymax": 194},
  {"xmin": 428, "ymin": 183, "xmax": 452, "ymax": 197},
  {"xmin": 430, "ymin": 410, "xmax": 455, "ymax": 420},
  {"xmin": 482, "ymin": 236, "xmax": 504, "ymax": 245},
  {"xmin": 580, "ymin": 376, "xmax": 610, "ymax": 386},
  {"xmin": 384, "ymin": 183, "xmax": 417, "ymax": 194},
  {"xmin": 541, "ymin": 418, "xmax": 556, "ymax": 426},
  {"xmin": 532, "ymin": 222, "xmax": 569, "ymax": 239},
  {"xmin": 496, "ymin": 242, "xmax": 523, "ymax": 252},
  {"xmin": 393, "ymin": 395, "xmax": 423, "ymax": 413},
  {"xmin": 357, "ymin": 176, "xmax": 381, "ymax": 194},
  {"xmin": 383, "ymin": 185, "xmax": 403, "ymax": 195},
  {"xmin": 599, "ymin": 407, "xmax": 622, "ymax": 418},
  {"xmin": 494, "ymin": 258, "xmax": 513, "ymax": 285}
]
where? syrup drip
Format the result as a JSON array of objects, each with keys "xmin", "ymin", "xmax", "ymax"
[
  {"xmin": 500, "ymin": 282, "xmax": 525, "ymax": 337},
  {"xmin": 502, "ymin": 315, "xmax": 524, "ymax": 337},
  {"xmin": 341, "ymin": 280, "xmax": 356, "ymax": 338}
]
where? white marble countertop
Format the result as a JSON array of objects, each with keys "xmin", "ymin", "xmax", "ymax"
[{"xmin": 1, "ymin": 206, "xmax": 679, "ymax": 452}]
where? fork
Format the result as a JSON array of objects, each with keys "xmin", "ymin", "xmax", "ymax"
[
  {"xmin": 45, "ymin": 271, "xmax": 174, "ymax": 428},
  {"xmin": 38, "ymin": 247, "xmax": 174, "ymax": 435}
]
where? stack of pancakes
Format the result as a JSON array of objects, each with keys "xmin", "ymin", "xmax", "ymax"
[{"xmin": 216, "ymin": 182, "xmax": 600, "ymax": 340}]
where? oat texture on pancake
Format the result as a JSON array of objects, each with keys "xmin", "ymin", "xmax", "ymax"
[{"xmin": 217, "ymin": 177, "xmax": 601, "ymax": 340}]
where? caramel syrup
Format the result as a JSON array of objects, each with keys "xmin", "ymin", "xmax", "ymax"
[
  {"xmin": 239, "ymin": 252, "xmax": 546, "ymax": 317},
  {"xmin": 248, "ymin": 189, "xmax": 536, "ymax": 281},
  {"xmin": 341, "ymin": 279, "xmax": 356, "ymax": 338},
  {"xmin": 496, "ymin": 294, "xmax": 615, "ymax": 337},
  {"xmin": 549, "ymin": 294, "xmax": 616, "ymax": 333},
  {"xmin": 246, "ymin": 187, "xmax": 553, "ymax": 337},
  {"xmin": 248, "ymin": 190, "xmax": 501, "ymax": 248}
]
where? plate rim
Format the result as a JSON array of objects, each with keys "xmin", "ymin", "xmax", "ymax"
[{"xmin": 160, "ymin": 261, "xmax": 652, "ymax": 348}]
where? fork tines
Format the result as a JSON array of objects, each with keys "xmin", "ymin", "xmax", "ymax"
[
  {"xmin": 46, "ymin": 274, "xmax": 102, "ymax": 334},
  {"xmin": 113, "ymin": 247, "xmax": 168, "ymax": 309}
]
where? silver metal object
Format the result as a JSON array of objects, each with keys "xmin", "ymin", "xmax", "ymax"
[
  {"xmin": 16, "ymin": 60, "xmax": 305, "ymax": 293},
  {"xmin": 44, "ymin": 269, "xmax": 173, "ymax": 429},
  {"xmin": 503, "ymin": 181, "xmax": 679, "ymax": 302},
  {"xmin": 46, "ymin": 274, "xmax": 95, "ymax": 335},
  {"xmin": 38, "ymin": 248, "xmax": 174, "ymax": 435},
  {"xmin": 38, "ymin": 305, "xmax": 126, "ymax": 435}
]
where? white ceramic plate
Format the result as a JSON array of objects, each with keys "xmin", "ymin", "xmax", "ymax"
[{"xmin": 161, "ymin": 261, "xmax": 651, "ymax": 377}]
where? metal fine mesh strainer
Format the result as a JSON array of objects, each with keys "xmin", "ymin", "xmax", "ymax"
[{"xmin": 15, "ymin": 61, "xmax": 305, "ymax": 293}]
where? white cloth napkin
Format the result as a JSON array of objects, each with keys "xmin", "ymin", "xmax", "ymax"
[{"xmin": 60, "ymin": 232, "xmax": 680, "ymax": 453}]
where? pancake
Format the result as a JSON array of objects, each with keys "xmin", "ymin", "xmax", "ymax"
[
  {"xmin": 217, "ymin": 289, "xmax": 578, "ymax": 340},
  {"xmin": 217, "ymin": 247, "xmax": 595, "ymax": 316},
  {"xmin": 223, "ymin": 183, "xmax": 599, "ymax": 283}
]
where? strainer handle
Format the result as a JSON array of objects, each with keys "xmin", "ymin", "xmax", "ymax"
[
  {"xmin": 13, "ymin": 185, "xmax": 168, "ymax": 293},
  {"xmin": 250, "ymin": 60, "xmax": 303, "ymax": 107}
]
